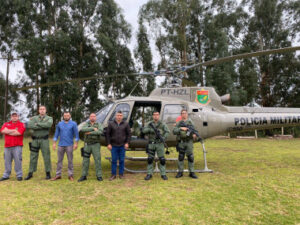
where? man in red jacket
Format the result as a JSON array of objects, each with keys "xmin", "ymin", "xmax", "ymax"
[{"xmin": 0, "ymin": 112, "xmax": 26, "ymax": 181}]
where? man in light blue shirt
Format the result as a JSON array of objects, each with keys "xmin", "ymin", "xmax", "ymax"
[{"xmin": 51, "ymin": 112, "xmax": 79, "ymax": 181}]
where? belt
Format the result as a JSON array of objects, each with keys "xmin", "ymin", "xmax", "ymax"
[
  {"xmin": 179, "ymin": 139, "xmax": 191, "ymax": 143},
  {"xmin": 32, "ymin": 135, "xmax": 49, "ymax": 140},
  {"xmin": 86, "ymin": 142, "xmax": 99, "ymax": 145}
]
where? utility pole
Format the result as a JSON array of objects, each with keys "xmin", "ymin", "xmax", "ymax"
[{"xmin": 0, "ymin": 52, "xmax": 20, "ymax": 122}]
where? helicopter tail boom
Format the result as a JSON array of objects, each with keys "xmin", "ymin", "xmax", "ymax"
[
  {"xmin": 225, "ymin": 113, "xmax": 300, "ymax": 133},
  {"xmin": 204, "ymin": 110, "xmax": 300, "ymax": 138}
]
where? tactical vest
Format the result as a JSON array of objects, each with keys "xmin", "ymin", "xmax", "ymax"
[
  {"xmin": 147, "ymin": 121, "xmax": 165, "ymax": 142},
  {"xmin": 177, "ymin": 120, "xmax": 194, "ymax": 141}
]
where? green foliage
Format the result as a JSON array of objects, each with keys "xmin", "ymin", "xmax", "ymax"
[
  {"xmin": 139, "ymin": 0, "xmax": 299, "ymax": 107},
  {"xmin": 13, "ymin": 0, "xmax": 140, "ymax": 127},
  {"xmin": 238, "ymin": 0, "xmax": 300, "ymax": 107},
  {"xmin": 134, "ymin": 17, "xmax": 155, "ymax": 95}
]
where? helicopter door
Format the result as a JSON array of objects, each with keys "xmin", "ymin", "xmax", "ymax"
[{"xmin": 128, "ymin": 101, "xmax": 162, "ymax": 149}]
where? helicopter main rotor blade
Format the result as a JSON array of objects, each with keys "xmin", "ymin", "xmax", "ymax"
[
  {"xmin": 182, "ymin": 78, "xmax": 196, "ymax": 87},
  {"xmin": 179, "ymin": 46, "xmax": 300, "ymax": 72},
  {"xmin": 13, "ymin": 46, "xmax": 299, "ymax": 91},
  {"xmin": 14, "ymin": 73, "xmax": 167, "ymax": 91}
]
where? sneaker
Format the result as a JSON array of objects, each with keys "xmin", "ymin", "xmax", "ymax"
[
  {"xmin": 97, "ymin": 177, "xmax": 103, "ymax": 181},
  {"xmin": 0, "ymin": 177, "xmax": 9, "ymax": 181},
  {"xmin": 17, "ymin": 177, "xmax": 23, "ymax": 181}
]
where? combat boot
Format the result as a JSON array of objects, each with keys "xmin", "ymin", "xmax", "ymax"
[
  {"xmin": 78, "ymin": 176, "xmax": 87, "ymax": 182},
  {"xmin": 189, "ymin": 172, "xmax": 198, "ymax": 179},
  {"xmin": 46, "ymin": 172, "xmax": 51, "ymax": 180},
  {"xmin": 161, "ymin": 175, "xmax": 168, "ymax": 180},
  {"xmin": 144, "ymin": 174, "xmax": 152, "ymax": 180},
  {"xmin": 25, "ymin": 172, "xmax": 33, "ymax": 180},
  {"xmin": 175, "ymin": 172, "xmax": 183, "ymax": 178}
]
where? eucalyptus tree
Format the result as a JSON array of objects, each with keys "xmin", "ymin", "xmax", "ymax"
[{"xmin": 134, "ymin": 16, "xmax": 155, "ymax": 95}]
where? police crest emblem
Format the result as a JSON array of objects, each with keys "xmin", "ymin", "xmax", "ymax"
[{"xmin": 196, "ymin": 89, "xmax": 211, "ymax": 105}]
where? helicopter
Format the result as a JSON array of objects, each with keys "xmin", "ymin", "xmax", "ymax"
[{"xmin": 15, "ymin": 46, "xmax": 300, "ymax": 173}]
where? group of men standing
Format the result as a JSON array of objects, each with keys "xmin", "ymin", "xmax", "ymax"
[
  {"xmin": 0, "ymin": 106, "xmax": 199, "ymax": 182},
  {"xmin": 143, "ymin": 109, "xmax": 198, "ymax": 180}
]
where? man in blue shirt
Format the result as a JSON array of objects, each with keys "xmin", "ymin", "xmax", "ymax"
[{"xmin": 51, "ymin": 112, "xmax": 79, "ymax": 181}]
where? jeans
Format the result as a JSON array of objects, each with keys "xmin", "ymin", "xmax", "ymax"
[{"xmin": 111, "ymin": 145, "xmax": 125, "ymax": 175}]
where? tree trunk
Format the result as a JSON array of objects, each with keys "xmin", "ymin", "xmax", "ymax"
[
  {"xmin": 36, "ymin": 73, "xmax": 40, "ymax": 113},
  {"xmin": 4, "ymin": 53, "xmax": 10, "ymax": 122},
  {"xmin": 197, "ymin": 32, "xmax": 204, "ymax": 86}
]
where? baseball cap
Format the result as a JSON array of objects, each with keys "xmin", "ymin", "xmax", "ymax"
[{"xmin": 11, "ymin": 111, "xmax": 18, "ymax": 116}]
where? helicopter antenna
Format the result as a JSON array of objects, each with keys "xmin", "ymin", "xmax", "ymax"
[{"xmin": 128, "ymin": 82, "xmax": 139, "ymax": 96}]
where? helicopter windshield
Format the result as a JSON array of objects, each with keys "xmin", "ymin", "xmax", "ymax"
[{"xmin": 95, "ymin": 103, "xmax": 114, "ymax": 123}]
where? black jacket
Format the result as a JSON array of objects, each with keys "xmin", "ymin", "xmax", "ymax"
[{"xmin": 106, "ymin": 120, "xmax": 131, "ymax": 146}]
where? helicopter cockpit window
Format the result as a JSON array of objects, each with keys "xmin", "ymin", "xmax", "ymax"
[
  {"xmin": 109, "ymin": 103, "xmax": 130, "ymax": 121},
  {"xmin": 96, "ymin": 103, "xmax": 114, "ymax": 123},
  {"xmin": 162, "ymin": 104, "xmax": 186, "ymax": 124}
]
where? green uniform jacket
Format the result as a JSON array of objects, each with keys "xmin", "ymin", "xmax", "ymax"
[
  {"xmin": 143, "ymin": 120, "xmax": 170, "ymax": 142},
  {"xmin": 27, "ymin": 115, "xmax": 53, "ymax": 137},
  {"xmin": 80, "ymin": 121, "xmax": 103, "ymax": 144},
  {"xmin": 173, "ymin": 119, "xmax": 195, "ymax": 141}
]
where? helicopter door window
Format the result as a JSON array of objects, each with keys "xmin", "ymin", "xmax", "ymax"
[
  {"xmin": 109, "ymin": 103, "xmax": 130, "ymax": 122},
  {"xmin": 162, "ymin": 104, "xmax": 186, "ymax": 124},
  {"xmin": 95, "ymin": 103, "xmax": 114, "ymax": 123}
]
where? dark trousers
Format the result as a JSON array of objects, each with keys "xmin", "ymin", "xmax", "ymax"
[{"xmin": 111, "ymin": 146, "xmax": 125, "ymax": 175}]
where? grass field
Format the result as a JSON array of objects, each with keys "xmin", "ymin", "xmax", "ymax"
[{"xmin": 0, "ymin": 138, "xmax": 299, "ymax": 225}]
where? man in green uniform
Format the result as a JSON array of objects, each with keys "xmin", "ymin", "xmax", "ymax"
[
  {"xmin": 143, "ymin": 111, "xmax": 170, "ymax": 180},
  {"xmin": 78, "ymin": 113, "xmax": 103, "ymax": 182},
  {"xmin": 173, "ymin": 109, "xmax": 198, "ymax": 179},
  {"xmin": 25, "ymin": 105, "xmax": 53, "ymax": 180}
]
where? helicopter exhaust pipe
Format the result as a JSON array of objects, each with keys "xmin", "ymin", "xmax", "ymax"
[{"xmin": 220, "ymin": 94, "xmax": 230, "ymax": 103}]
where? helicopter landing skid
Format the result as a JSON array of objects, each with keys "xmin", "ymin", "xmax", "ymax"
[{"xmin": 105, "ymin": 151, "xmax": 213, "ymax": 174}]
